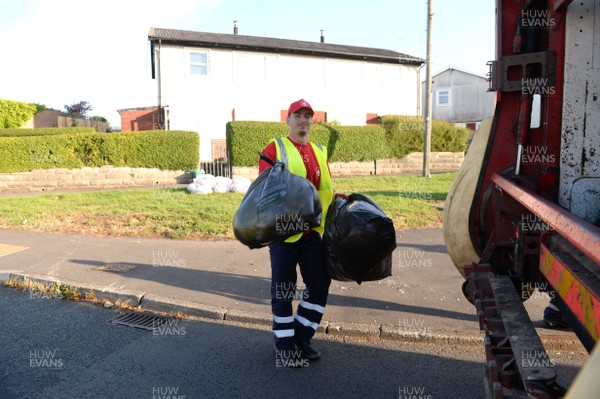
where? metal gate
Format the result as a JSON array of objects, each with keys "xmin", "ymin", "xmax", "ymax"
[{"xmin": 199, "ymin": 159, "xmax": 231, "ymax": 178}]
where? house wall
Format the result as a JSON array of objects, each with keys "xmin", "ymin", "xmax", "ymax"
[
  {"xmin": 119, "ymin": 107, "xmax": 164, "ymax": 132},
  {"xmin": 425, "ymin": 69, "xmax": 496, "ymax": 123},
  {"xmin": 157, "ymin": 45, "xmax": 421, "ymax": 160}
]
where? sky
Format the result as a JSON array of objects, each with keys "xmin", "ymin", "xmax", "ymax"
[{"xmin": 0, "ymin": 0, "xmax": 495, "ymax": 128}]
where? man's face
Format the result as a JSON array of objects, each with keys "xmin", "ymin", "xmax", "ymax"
[{"xmin": 286, "ymin": 109, "xmax": 314, "ymax": 137}]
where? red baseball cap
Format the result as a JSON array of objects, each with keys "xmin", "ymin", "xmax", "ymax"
[{"xmin": 288, "ymin": 99, "xmax": 314, "ymax": 115}]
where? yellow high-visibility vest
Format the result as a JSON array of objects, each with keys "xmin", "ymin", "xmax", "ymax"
[{"xmin": 271, "ymin": 137, "xmax": 334, "ymax": 242}]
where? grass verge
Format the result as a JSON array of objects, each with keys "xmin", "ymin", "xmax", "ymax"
[
  {"xmin": 0, "ymin": 173, "xmax": 455, "ymax": 240},
  {"xmin": 2, "ymin": 278, "xmax": 187, "ymax": 318}
]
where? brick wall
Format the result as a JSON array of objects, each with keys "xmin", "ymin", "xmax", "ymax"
[
  {"xmin": 211, "ymin": 139, "xmax": 227, "ymax": 160},
  {"xmin": 21, "ymin": 110, "xmax": 107, "ymax": 132},
  {"xmin": 0, "ymin": 152, "xmax": 463, "ymax": 194},
  {"xmin": 232, "ymin": 152, "xmax": 465, "ymax": 180},
  {"xmin": 118, "ymin": 107, "xmax": 165, "ymax": 132},
  {"xmin": 56, "ymin": 116, "xmax": 106, "ymax": 132},
  {"xmin": 34, "ymin": 109, "xmax": 61, "ymax": 128},
  {"xmin": 20, "ymin": 109, "xmax": 62, "ymax": 128},
  {"xmin": 0, "ymin": 167, "xmax": 192, "ymax": 194}
]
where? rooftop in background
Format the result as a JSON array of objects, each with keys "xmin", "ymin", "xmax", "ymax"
[
  {"xmin": 432, "ymin": 66, "xmax": 490, "ymax": 80},
  {"xmin": 148, "ymin": 27, "xmax": 424, "ymax": 65}
]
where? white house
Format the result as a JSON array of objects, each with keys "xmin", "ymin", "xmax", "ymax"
[
  {"xmin": 424, "ymin": 67, "xmax": 496, "ymax": 130},
  {"xmin": 148, "ymin": 27, "xmax": 424, "ymax": 161}
]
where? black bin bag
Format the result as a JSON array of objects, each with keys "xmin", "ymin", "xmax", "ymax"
[
  {"xmin": 324, "ymin": 193, "xmax": 396, "ymax": 284},
  {"xmin": 233, "ymin": 154, "xmax": 322, "ymax": 249}
]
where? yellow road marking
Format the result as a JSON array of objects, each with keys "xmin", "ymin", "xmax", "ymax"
[{"xmin": 0, "ymin": 243, "xmax": 29, "ymax": 257}]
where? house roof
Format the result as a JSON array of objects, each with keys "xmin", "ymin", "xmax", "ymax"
[
  {"xmin": 431, "ymin": 66, "xmax": 488, "ymax": 80},
  {"xmin": 117, "ymin": 106, "xmax": 160, "ymax": 114},
  {"xmin": 148, "ymin": 27, "xmax": 424, "ymax": 65}
]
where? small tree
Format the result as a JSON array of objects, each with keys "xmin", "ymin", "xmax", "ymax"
[
  {"xmin": 64, "ymin": 101, "xmax": 93, "ymax": 118},
  {"xmin": 91, "ymin": 115, "xmax": 110, "ymax": 132},
  {"xmin": 33, "ymin": 103, "xmax": 47, "ymax": 114}
]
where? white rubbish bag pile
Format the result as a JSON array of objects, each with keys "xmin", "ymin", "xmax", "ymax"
[{"xmin": 187, "ymin": 173, "xmax": 252, "ymax": 194}]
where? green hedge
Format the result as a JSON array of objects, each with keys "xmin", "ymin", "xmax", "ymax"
[
  {"xmin": 381, "ymin": 115, "xmax": 470, "ymax": 158},
  {"xmin": 227, "ymin": 122, "xmax": 390, "ymax": 166},
  {"xmin": 0, "ymin": 130, "xmax": 199, "ymax": 173},
  {"xmin": 0, "ymin": 99, "xmax": 37, "ymax": 128},
  {"xmin": 309, "ymin": 125, "xmax": 390, "ymax": 162},
  {"xmin": 0, "ymin": 127, "xmax": 96, "ymax": 137},
  {"xmin": 227, "ymin": 122, "xmax": 287, "ymax": 167}
]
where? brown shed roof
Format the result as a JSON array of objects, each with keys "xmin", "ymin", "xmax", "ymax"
[{"xmin": 148, "ymin": 27, "xmax": 424, "ymax": 65}]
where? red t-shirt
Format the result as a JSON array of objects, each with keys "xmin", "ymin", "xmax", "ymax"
[{"xmin": 259, "ymin": 137, "xmax": 330, "ymax": 189}]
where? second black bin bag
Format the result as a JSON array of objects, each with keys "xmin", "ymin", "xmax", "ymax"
[{"xmin": 324, "ymin": 193, "xmax": 396, "ymax": 284}]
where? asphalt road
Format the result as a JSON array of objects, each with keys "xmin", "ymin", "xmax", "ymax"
[{"xmin": 0, "ymin": 286, "xmax": 587, "ymax": 399}]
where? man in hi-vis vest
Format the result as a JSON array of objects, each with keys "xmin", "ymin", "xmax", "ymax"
[{"xmin": 259, "ymin": 99, "xmax": 346, "ymax": 365}]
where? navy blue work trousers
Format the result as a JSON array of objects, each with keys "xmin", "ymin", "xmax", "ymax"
[{"xmin": 269, "ymin": 231, "xmax": 331, "ymax": 349}]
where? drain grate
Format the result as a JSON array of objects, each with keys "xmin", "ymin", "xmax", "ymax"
[
  {"xmin": 108, "ymin": 311, "xmax": 172, "ymax": 331},
  {"xmin": 93, "ymin": 263, "xmax": 137, "ymax": 272}
]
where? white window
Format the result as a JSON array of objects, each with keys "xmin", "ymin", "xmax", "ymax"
[
  {"xmin": 188, "ymin": 51, "xmax": 208, "ymax": 77},
  {"xmin": 436, "ymin": 88, "xmax": 451, "ymax": 106}
]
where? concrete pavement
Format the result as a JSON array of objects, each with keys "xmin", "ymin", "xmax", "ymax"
[{"xmin": 0, "ymin": 227, "xmax": 583, "ymax": 349}]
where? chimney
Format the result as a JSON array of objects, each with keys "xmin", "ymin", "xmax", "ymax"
[
  {"xmin": 320, "ymin": 29, "xmax": 324, "ymax": 43},
  {"xmin": 234, "ymin": 20, "xmax": 238, "ymax": 35}
]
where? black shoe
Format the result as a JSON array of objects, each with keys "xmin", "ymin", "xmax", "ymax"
[
  {"xmin": 295, "ymin": 338, "xmax": 321, "ymax": 360},
  {"xmin": 274, "ymin": 344, "xmax": 308, "ymax": 368}
]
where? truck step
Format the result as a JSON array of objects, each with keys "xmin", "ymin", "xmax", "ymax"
[{"xmin": 467, "ymin": 266, "xmax": 566, "ymax": 398}]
